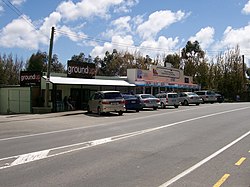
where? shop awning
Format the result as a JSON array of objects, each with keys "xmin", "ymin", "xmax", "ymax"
[{"xmin": 43, "ymin": 76, "xmax": 135, "ymax": 87}]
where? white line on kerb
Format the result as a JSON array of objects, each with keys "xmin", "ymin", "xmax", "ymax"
[
  {"xmin": 0, "ymin": 106, "xmax": 249, "ymax": 170},
  {"xmin": 158, "ymin": 130, "xmax": 250, "ymax": 187}
]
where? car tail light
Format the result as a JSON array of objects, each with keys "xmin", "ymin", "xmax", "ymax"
[
  {"xmin": 156, "ymin": 99, "xmax": 160, "ymax": 103},
  {"xmin": 165, "ymin": 97, "xmax": 168, "ymax": 102},
  {"xmin": 144, "ymin": 100, "xmax": 150, "ymax": 103},
  {"xmin": 120, "ymin": 100, "xmax": 125, "ymax": 104},
  {"xmin": 102, "ymin": 101, "xmax": 110, "ymax": 104},
  {"xmin": 190, "ymin": 97, "xmax": 193, "ymax": 99}
]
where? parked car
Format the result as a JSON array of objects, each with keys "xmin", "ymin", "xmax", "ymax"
[
  {"xmin": 136, "ymin": 94, "xmax": 160, "ymax": 110},
  {"xmin": 155, "ymin": 92, "xmax": 179, "ymax": 108},
  {"xmin": 87, "ymin": 91, "xmax": 125, "ymax": 115},
  {"xmin": 215, "ymin": 92, "xmax": 224, "ymax": 103},
  {"xmin": 194, "ymin": 90, "xmax": 217, "ymax": 103},
  {"xmin": 121, "ymin": 94, "xmax": 141, "ymax": 112},
  {"xmin": 178, "ymin": 92, "xmax": 202, "ymax": 106}
]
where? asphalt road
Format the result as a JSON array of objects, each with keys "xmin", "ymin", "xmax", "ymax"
[{"xmin": 0, "ymin": 103, "xmax": 249, "ymax": 187}]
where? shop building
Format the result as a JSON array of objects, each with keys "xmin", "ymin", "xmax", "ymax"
[{"xmin": 0, "ymin": 62, "xmax": 199, "ymax": 114}]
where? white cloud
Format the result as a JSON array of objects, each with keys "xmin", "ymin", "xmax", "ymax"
[
  {"xmin": 90, "ymin": 34, "xmax": 179, "ymax": 59},
  {"xmin": 56, "ymin": 0, "xmax": 124, "ymax": 21},
  {"xmin": 0, "ymin": 5, "xmax": 4, "ymax": 14},
  {"xmin": 0, "ymin": 16, "xmax": 40, "ymax": 49},
  {"xmin": 137, "ymin": 10, "xmax": 186, "ymax": 40},
  {"xmin": 0, "ymin": 12, "xmax": 63, "ymax": 50},
  {"xmin": 139, "ymin": 36, "xmax": 179, "ymax": 55},
  {"xmin": 11, "ymin": 0, "xmax": 26, "ymax": 6},
  {"xmin": 222, "ymin": 25, "xmax": 250, "ymax": 47},
  {"xmin": 58, "ymin": 25, "xmax": 87, "ymax": 42},
  {"xmin": 103, "ymin": 16, "xmax": 132, "ymax": 38},
  {"xmin": 213, "ymin": 24, "xmax": 250, "ymax": 60},
  {"xmin": 91, "ymin": 35, "xmax": 134, "ymax": 58},
  {"xmin": 114, "ymin": 0, "xmax": 139, "ymax": 13},
  {"xmin": 242, "ymin": 0, "xmax": 250, "ymax": 14},
  {"xmin": 189, "ymin": 27, "xmax": 215, "ymax": 49}
]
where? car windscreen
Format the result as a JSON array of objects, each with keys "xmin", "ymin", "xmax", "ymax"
[
  {"xmin": 103, "ymin": 92, "xmax": 123, "ymax": 99},
  {"xmin": 168, "ymin": 94, "xmax": 178, "ymax": 98},
  {"xmin": 122, "ymin": 95, "xmax": 136, "ymax": 99},
  {"xmin": 141, "ymin": 94, "xmax": 154, "ymax": 99},
  {"xmin": 187, "ymin": 93, "xmax": 197, "ymax": 96}
]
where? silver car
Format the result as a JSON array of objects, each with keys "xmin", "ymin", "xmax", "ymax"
[
  {"xmin": 136, "ymin": 94, "xmax": 160, "ymax": 110},
  {"xmin": 155, "ymin": 92, "xmax": 179, "ymax": 108},
  {"xmin": 178, "ymin": 92, "xmax": 202, "ymax": 106},
  {"xmin": 194, "ymin": 90, "xmax": 217, "ymax": 103},
  {"xmin": 87, "ymin": 91, "xmax": 125, "ymax": 115}
]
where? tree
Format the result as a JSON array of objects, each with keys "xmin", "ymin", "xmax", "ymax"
[
  {"xmin": 164, "ymin": 53, "xmax": 181, "ymax": 68},
  {"xmin": 71, "ymin": 52, "xmax": 85, "ymax": 63},
  {"xmin": 181, "ymin": 41, "xmax": 205, "ymax": 77},
  {"xmin": 51, "ymin": 54, "xmax": 65, "ymax": 73},
  {"xmin": 26, "ymin": 51, "xmax": 47, "ymax": 72},
  {"xmin": 213, "ymin": 46, "xmax": 246, "ymax": 100},
  {"xmin": 0, "ymin": 53, "xmax": 24, "ymax": 85}
]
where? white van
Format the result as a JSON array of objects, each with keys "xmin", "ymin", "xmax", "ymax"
[{"xmin": 155, "ymin": 92, "xmax": 179, "ymax": 108}]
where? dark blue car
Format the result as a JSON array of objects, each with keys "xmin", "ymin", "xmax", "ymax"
[{"xmin": 122, "ymin": 94, "xmax": 141, "ymax": 112}]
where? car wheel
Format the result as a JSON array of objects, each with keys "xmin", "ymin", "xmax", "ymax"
[
  {"xmin": 97, "ymin": 107, "xmax": 101, "ymax": 116},
  {"xmin": 87, "ymin": 106, "xmax": 92, "ymax": 113},
  {"xmin": 118, "ymin": 111, "xmax": 123, "ymax": 116},
  {"xmin": 196, "ymin": 103, "xmax": 200, "ymax": 106},
  {"xmin": 174, "ymin": 105, "xmax": 179, "ymax": 108},
  {"xmin": 184, "ymin": 100, "xmax": 188, "ymax": 106},
  {"xmin": 153, "ymin": 107, "xmax": 158, "ymax": 110},
  {"xmin": 161, "ymin": 102, "xmax": 165, "ymax": 109},
  {"xmin": 202, "ymin": 99, "xmax": 205, "ymax": 104},
  {"xmin": 136, "ymin": 109, "xmax": 140, "ymax": 112}
]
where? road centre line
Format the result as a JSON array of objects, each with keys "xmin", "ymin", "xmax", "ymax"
[
  {"xmin": 158, "ymin": 130, "xmax": 250, "ymax": 187},
  {"xmin": 235, "ymin": 157, "xmax": 246, "ymax": 166},
  {"xmin": 213, "ymin": 174, "xmax": 230, "ymax": 187},
  {"xmin": 0, "ymin": 105, "xmax": 214, "ymax": 142},
  {"xmin": 0, "ymin": 106, "xmax": 249, "ymax": 170}
]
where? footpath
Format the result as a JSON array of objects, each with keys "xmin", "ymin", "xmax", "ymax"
[{"xmin": 0, "ymin": 110, "xmax": 86, "ymax": 123}]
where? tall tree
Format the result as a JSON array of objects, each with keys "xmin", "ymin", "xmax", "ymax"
[
  {"xmin": 0, "ymin": 53, "xmax": 24, "ymax": 85},
  {"xmin": 213, "ymin": 46, "xmax": 246, "ymax": 100},
  {"xmin": 181, "ymin": 41, "xmax": 205, "ymax": 77},
  {"xmin": 26, "ymin": 51, "xmax": 47, "ymax": 72},
  {"xmin": 70, "ymin": 52, "xmax": 86, "ymax": 63},
  {"xmin": 51, "ymin": 54, "xmax": 65, "ymax": 73},
  {"xmin": 164, "ymin": 53, "xmax": 181, "ymax": 68}
]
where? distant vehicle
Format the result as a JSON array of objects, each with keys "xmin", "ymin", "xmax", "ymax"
[
  {"xmin": 121, "ymin": 94, "xmax": 141, "ymax": 112},
  {"xmin": 87, "ymin": 91, "xmax": 125, "ymax": 115},
  {"xmin": 194, "ymin": 90, "xmax": 217, "ymax": 103},
  {"xmin": 155, "ymin": 92, "xmax": 179, "ymax": 108},
  {"xmin": 178, "ymin": 92, "xmax": 202, "ymax": 106},
  {"xmin": 136, "ymin": 94, "xmax": 160, "ymax": 110}
]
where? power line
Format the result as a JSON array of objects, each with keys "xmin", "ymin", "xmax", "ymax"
[
  {"xmin": 1, "ymin": 0, "xmax": 38, "ymax": 30},
  {"xmin": 56, "ymin": 29, "xmax": 177, "ymax": 54}
]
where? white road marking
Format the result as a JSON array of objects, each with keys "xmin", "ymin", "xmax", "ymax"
[
  {"xmin": 158, "ymin": 130, "xmax": 250, "ymax": 187},
  {"xmin": 11, "ymin": 150, "xmax": 49, "ymax": 166},
  {"xmin": 0, "ymin": 106, "xmax": 249, "ymax": 170},
  {"xmin": 0, "ymin": 106, "xmax": 212, "ymax": 142}
]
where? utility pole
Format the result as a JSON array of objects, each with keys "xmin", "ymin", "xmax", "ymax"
[
  {"xmin": 45, "ymin": 26, "xmax": 55, "ymax": 108},
  {"xmin": 242, "ymin": 55, "xmax": 245, "ymax": 78}
]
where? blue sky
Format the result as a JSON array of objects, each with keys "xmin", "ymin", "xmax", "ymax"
[{"xmin": 1, "ymin": 0, "xmax": 250, "ymax": 67}]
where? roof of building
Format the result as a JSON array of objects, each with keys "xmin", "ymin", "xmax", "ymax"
[{"xmin": 43, "ymin": 76, "xmax": 135, "ymax": 87}]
